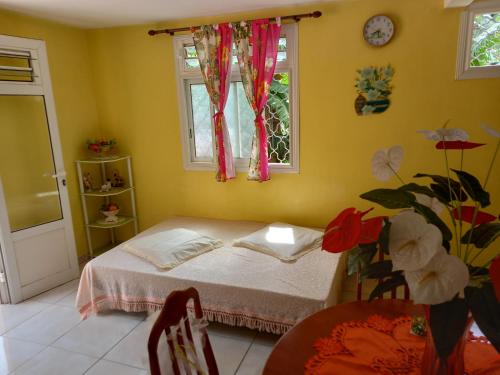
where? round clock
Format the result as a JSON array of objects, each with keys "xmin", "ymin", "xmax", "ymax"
[{"xmin": 363, "ymin": 15, "xmax": 395, "ymax": 47}]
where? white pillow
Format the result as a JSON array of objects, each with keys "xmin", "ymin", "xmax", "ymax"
[
  {"xmin": 233, "ymin": 222, "xmax": 323, "ymax": 262},
  {"xmin": 122, "ymin": 228, "xmax": 223, "ymax": 269}
]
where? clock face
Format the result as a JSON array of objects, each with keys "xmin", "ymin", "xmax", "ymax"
[{"xmin": 363, "ymin": 15, "xmax": 394, "ymax": 46}]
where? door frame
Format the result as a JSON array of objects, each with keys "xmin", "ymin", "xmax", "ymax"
[{"xmin": 0, "ymin": 34, "xmax": 79, "ymax": 303}]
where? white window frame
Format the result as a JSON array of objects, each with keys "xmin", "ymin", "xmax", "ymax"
[
  {"xmin": 456, "ymin": 0, "xmax": 500, "ymax": 80},
  {"xmin": 173, "ymin": 23, "xmax": 299, "ymax": 173}
]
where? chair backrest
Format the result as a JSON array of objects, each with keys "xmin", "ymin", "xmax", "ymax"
[
  {"xmin": 148, "ymin": 287, "xmax": 218, "ymax": 375},
  {"xmin": 356, "ymin": 249, "xmax": 410, "ymax": 301}
]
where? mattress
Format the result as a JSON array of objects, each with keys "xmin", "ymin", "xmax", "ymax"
[{"xmin": 76, "ymin": 216, "xmax": 346, "ymax": 334}]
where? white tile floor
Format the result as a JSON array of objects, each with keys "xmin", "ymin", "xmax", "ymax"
[{"xmin": 0, "ymin": 279, "xmax": 281, "ymax": 375}]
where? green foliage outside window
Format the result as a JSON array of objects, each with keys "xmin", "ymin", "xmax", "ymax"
[{"xmin": 470, "ymin": 13, "xmax": 500, "ymax": 67}]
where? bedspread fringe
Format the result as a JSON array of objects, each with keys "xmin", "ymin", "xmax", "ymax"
[
  {"xmin": 80, "ymin": 298, "xmax": 293, "ymax": 335},
  {"xmin": 200, "ymin": 307, "xmax": 292, "ymax": 335}
]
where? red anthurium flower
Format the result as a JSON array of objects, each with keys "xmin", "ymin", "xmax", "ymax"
[
  {"xmin": 322, "ymin": 208, "xmax": 363, "ymax": 253},
  {"xmin": 435, "ymin": 141, "xmax": 485, "ymax": 150},
  {"xmin": 452, "ymin": 206, "xmax": 496, "ymax": 225},
  {"xmin": 489, "ymin": 257, "xmax": 500, "ymax": 301},
  {"xmin": 359, "ymin": 216, "xmax": 385, "ymax": 244}
]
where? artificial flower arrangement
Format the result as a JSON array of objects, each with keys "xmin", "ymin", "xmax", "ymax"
[
  {"xmin": 86, "ymin": 138, "xmax": 117, "ymax": 158},
  {"xmin": 322, "ymin": 124, "xmax": 499, "ymax": 370},
  {"xmin": 354, "ymin": 65, "xmax": 394, "ymax": 116}
]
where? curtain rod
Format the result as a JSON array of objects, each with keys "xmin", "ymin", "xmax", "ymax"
[{"xmin": 147, "ymin": 10, "xmax": 322, "ymax": 36}]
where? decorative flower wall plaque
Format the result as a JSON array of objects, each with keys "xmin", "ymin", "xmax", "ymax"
[{"xmin": 354, "ymin": 65, "xmax": 394, "ymax": 116}]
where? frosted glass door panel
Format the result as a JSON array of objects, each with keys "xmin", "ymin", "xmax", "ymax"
[{"xmin": 0, "ymin": 95, "xmax": 62, "ymax": 232}]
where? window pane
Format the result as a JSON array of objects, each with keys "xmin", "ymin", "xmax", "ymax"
[
  {"xmin": 190, "ymin": 84, "xmax": 213, "ymax": 159},
  {"xmin": 226, "ymin": 82, "xmax": 254, "ymax": 158},
  {"xmin": 0, "ymin": 95, "xmax": 63, "ymax": 231},
  {"xmin": 224, "ymin": 74, "xmax": 291, "ymax": 164},
  {"xmin": 183, "ymin": 45, "xmax": 200, "ymax": 69},
  {"xmin": 266, "ymin": 73, "xmax": 290, "ymax": 164},
  {"xmin": 470, "ymin": 13, "xmax": 500, "ymax": 67},
  {"xmin": 277, "ymin": 37, "xmax": 287, "ymax": 62}
]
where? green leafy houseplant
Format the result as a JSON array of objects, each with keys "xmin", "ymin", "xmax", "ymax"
[{"xmin": 322, "ymin": 124, "xmax": 500, "ymax": 372}]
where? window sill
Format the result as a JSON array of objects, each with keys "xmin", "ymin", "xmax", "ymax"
[{"xmin": 183, "ymin": 161, "xmax": 299, "ymax": 174}]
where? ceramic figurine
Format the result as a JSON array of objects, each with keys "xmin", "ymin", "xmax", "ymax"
[
  {"xmin": 100, "ymin": 179, "xmax": 112, "ymax": 192},
  {"xmin": 83, "ymin": 172, "xmax": 93, "ymax": 192},
  {"xmin": 111, "ymin": 170, "xmax": 125, "ymax": 188}
]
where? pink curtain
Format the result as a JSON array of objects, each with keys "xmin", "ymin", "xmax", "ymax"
[
  {"xmin": 192, "ymin": 23, "xmax": 235, "ymax": 182},
  {"xmin": 234, "ymin": 19, "xmax": 281, "ymax": 182}
]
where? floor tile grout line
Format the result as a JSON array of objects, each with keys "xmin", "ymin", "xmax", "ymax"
[
  {"xmin": 3, "ymin": 281, "xmax": 80, "ymax": 336},
  {"xmin": 1, "ymin": 301, "xmax": 53, "ymax": 336},
  {"xmin": 82, "ymin": 317, "xmax": 145, "ymax": 374},
  {"xmin": 233, "ymin": 332, "xmax": 258, "ymax": 374},
  {"xmin": 2, "ymin": 335, "xmax": 46, "ymax": 375}
]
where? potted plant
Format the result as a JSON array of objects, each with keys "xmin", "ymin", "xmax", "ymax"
[{"xmin": 322, "ymin": 124, "xmax": 500, "ymax": 374}]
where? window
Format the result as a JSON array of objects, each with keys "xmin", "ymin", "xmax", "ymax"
[
  {"xmin": 456, "ymin": 0, "xmax": 500, "ymax": 79},
  {"xmin": 174, "ymin": 24, "xmax": 299, "ymax": 173}
]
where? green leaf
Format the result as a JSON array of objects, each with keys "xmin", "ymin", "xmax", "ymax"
[
  {"xmin": 378, "ymin": 219, "xmax": 391, "ymax": 255},
  {"xmin": 347, "ymin": 244, "xmax": 378, "ymax": 276},
  {"xmin": 414, "ymin": 174, "xmax": 467, "ymax": 203},
  {"xmin": 429, "ymin": 297, "xmax": 469, "ymax": 360},
  {"xmin": 399, "ymin": 183, "xmax": 436, "ymax": 197},
  {"xmin": 411, "ymin": 202, "xmax": 453, "ymax": 242},
  {"xmin": 368, "ymin": 274, "xmax": 406, "ymax": 301},
  {"xmin": 461, "ymin": 222, "xmax": 500, "ymax": 248},
  {"xmin": 465, "ymin": 284, "xmax": 500, "ymax": 352},
  {"xmin": 360, "ymin": 260, "xmax": 397, "ymax": 281},
  {"xmin": 452, "ymin": 169, "xmax": 490, "ymax": 208},
  {"xmin": 360, "ymin": 189, "xmax": 416, "ymax": 209}
]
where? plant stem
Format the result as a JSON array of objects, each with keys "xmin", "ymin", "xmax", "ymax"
[
  {"xmin": 387, "ymin": 164, "xmax": 405, "ymax": 184},
  {"xmin": 443, "ymin": 147, "xmax": 461, "ymax": 258}
]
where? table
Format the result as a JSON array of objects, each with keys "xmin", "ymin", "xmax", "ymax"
[{"xmin": 263, "ymin": 299, "xmax": 423, "ymax": 375}]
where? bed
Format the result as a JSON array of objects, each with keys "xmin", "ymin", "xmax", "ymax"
[{"xmin": 76, "ymin": 216, "xmax": 346, "ymax": 334}]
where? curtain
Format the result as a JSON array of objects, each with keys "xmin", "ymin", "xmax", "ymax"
[
  {"xmin": 192, "ymin": 23, "xmax": 235, "ymax": 182},
  {"xmin": 233, "ymin": 19, "xmax": 281, "ymax": 182}
]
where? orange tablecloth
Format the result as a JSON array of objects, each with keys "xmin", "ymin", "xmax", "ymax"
[{"xmin": 304, "ymin": 315, "xmax": 500, "ymax": 375}]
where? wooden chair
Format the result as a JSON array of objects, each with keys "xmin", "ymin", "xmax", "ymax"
[
  {"xmin": 356, "ymin": 250, "xmax": 410, "ymax": 301},
  {"xmin": 148, "ymin": 287, "xmax": 219, "ymax": 375}
]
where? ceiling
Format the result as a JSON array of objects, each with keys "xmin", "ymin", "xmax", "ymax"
[{"xmin": 0, "ymin": 0, "xmax": 332, "ymax": 28}]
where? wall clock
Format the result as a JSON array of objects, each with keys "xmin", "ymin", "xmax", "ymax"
[{"xmin": 363, "ymin": 15, "xmax": 395, "ymax": 47}]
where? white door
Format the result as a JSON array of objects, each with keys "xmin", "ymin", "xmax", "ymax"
[{"xmin": 0, "ymin": 35, "xmax": 79, "ymax": 303}]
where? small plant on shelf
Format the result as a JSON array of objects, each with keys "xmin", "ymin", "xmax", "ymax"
[{"xmin": 86, "ymin": 138, "xmax": 117, "ymax": 159}]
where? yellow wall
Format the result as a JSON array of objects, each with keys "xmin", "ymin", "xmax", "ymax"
[
  {"xmin": 1, "ymin": 0, "xmax": 499, "ymax": 259},
  {"xmin": 0, "ymin": 9, "xmax": 101, "ymax": 255},
  {"xmin": 88, "ymin": 0, "xmax": 500, "ymax": 242}
]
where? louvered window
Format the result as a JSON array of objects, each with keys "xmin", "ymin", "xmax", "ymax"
[{"xmin": 0, "ymin": 49, "xmax": 36, "ymax": 82}]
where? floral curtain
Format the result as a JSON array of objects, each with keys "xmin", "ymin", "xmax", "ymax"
[
  {"xmin": 233, "ymin": 19, "xmax": 281, "ymax": 182},
  {"xmin": 192, "ymin": 23, "xmax": 235, "ymax": 182}
]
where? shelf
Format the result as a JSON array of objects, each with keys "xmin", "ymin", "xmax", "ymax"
[
  {"xmin": 87, "ymin": 216, "xmax": 135, "ymax": 229},
  {"xmin": 76, "ymin": 155, "xmax": 130, "ymax": 164},
  {"xmin": 82, "ymin": 186, "xmax": 134, "ymax": 197}
]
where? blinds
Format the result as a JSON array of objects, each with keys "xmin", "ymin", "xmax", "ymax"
[{"xmin": 0, "ymin": 49, "xmax": 35, "ymax": 82}]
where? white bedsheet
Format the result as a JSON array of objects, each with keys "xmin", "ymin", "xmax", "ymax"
[{"xmin": 76, "ymin": 217, "xmax": 345, "ymax": 334}]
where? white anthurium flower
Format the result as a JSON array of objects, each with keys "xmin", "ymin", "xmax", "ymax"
[
  {"xmin": 404, "ymin": 248, "xmax": 469, "ymax": 305},
  {"xmin": 481, "ymin": 123, "xmax": 500, "ymax": 138},
  {"xmin": 389, "ymin": 211, "xmax": 442, "ymax": 271},
  {"xmin": 414, "ymin": 193, "xmax": 445, "ymax": 215},
  {"xmin": 417, "ymin": 128, "xmax": 469, "ymax": 142},
  {"xmin": 371, "ymin": 145, "xmax": 404, "ymax": 181}
]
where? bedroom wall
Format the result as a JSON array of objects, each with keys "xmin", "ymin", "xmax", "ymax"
[
  {"xmin": 0, "ymin": 9, "xmax": 101, "ymax": 256},
  {"xmin": 86, "ymin": 0, "xmax": 497, "ymax": 262}
]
